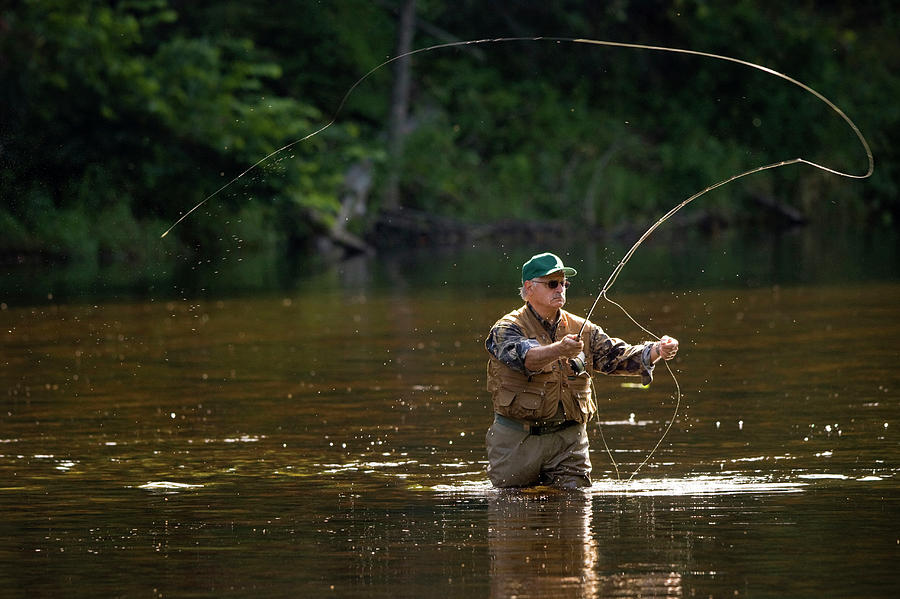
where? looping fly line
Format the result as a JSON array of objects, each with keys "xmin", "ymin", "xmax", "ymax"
[
  {"xmin": 160, "ymin": 36, "xmax": 874, "ymax": 480},
  {"xmin": 563, "ymin": 39, "xmax": 871, "ymax": 481},
  {"xmin": 160, "ymin": 37, "xmax": 873, "ymax": 239}
]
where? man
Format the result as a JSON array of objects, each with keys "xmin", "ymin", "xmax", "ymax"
[{"xmin": 484, "ymin": 252, "xmax": 679, "ymax": 489}]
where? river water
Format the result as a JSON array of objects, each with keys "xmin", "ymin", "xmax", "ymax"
[{"xmin": 2, "ymin": 228, "xmax": 898, "ymax": 597}]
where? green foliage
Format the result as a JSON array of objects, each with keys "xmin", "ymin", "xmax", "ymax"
[
  {"xmin": 1, "ymin": 0, "xmax": 377, "ymax": 262},
  {"xmin": 397, "ymin": 0, "xmax": 897, "ymax": 230},
  {"xmin": 1, "ymin": 0, "xmax": 896, "ymax": 266}
]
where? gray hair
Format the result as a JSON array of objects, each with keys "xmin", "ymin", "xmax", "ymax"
[{"xmin": 519, "ymin": 281, "xmax": 530, "ymax": 301}]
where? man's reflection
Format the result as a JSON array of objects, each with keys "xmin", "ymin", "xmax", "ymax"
[{"xmin": 488, "ymin": 490, "xmax": 682, "ymax": 598}]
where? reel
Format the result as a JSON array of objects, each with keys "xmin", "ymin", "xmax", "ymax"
[{"xmin": 568, "ymin": 352, "xmax": 589, "ymax": 378}]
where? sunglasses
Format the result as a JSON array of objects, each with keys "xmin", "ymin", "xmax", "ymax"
[{"xmin": 534, "ymin": 280, "xmax": 571, "ymax": 289}]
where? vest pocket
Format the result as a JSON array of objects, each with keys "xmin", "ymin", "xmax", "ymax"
[
  {"xmin": 573, "ymin": 390, "xmax": 596, "ymax": 419},
  {"xmin": 494, "ymin": 388, "xmax": 547, "ymax": 421}
]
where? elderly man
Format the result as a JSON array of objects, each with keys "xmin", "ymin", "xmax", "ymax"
[{"xmin": 484, "ymin": 252, "xmax": 678, "ymax": 489}]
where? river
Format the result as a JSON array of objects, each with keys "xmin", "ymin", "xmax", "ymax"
[{"xmin": 1, "ymin": 226, "xmax": 898, "ymax": 597}]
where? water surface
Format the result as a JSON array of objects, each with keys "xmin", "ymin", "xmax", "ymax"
[{"xmin": 2, "ymin": 231, "xmax": 898, "ymax": 597}]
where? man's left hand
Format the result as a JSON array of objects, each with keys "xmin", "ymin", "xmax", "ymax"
[{"xmin": 655, "ymin": 335, "xmax": 679, "ymax": 361}]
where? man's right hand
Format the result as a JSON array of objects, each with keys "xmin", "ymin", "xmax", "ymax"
[
  {"xmin": 523, "ymin": 333, "xmax": 584, "ymax": 372},
  {"xmin": 557, "ymin": 334, "xmax": 584, "ymax": 359}
]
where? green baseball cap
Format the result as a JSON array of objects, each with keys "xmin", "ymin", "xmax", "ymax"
[{"xmin": 521, "ymin": 252, "xmax": 577, "ymax": 283}]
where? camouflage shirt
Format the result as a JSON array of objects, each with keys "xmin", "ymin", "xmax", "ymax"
[{"xmin": 485, "ymin": 303, "xmax": 655, "ymax": 385}]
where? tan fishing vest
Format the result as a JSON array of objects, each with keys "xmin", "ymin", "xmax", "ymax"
[{"xmin": 486, "ymin": 305, "xmax": 597, "ymax": 424}]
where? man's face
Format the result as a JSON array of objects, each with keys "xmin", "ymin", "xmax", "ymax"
[{"xmin": 526, "ymin": 271, "xmax": 568, "ymax": 315}]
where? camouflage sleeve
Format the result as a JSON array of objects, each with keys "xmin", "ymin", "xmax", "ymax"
[
  {"xmin": 485, "ymin": 321, "xmax": 542, "ymax": 375},
  {"xmin": 588, "ymin": 324, "xmax": 656, "ymax": 385}
]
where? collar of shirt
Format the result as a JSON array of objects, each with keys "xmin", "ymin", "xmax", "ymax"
[{"xmin": 526, "ymin": 302, "xmax": 561, "ymax": 338}]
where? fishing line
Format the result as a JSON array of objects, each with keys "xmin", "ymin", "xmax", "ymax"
[
  {"xmin": 161, "ymin": 36, "xmax": 873, "ymax": 239},
  {"xmin": 598, "ymin": 295, "xmax": 684, "ymax": 482},
  {"xmin": 573, "ymin": 39, "xmax": 872, "ymax": 479},
  {"xmin": 160, "ymin": 36, "xmax": 874, "ymax": 479},
  {"xmin": 589, "ymin": 376, "xmax": 621, "ymax": 481}
]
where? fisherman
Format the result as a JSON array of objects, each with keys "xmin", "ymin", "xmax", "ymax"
[{"xmin": 484, "ymin": 252, "xmax": 679, "ymax": 489}]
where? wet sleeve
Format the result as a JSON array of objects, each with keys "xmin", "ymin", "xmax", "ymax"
[
  {"xmin": 589, "ymin": 324, "xmax": 655, "ymax": 386},
  {"xmin": 485, "ymin": 321, "xmax": 541, "ymax": 375}
]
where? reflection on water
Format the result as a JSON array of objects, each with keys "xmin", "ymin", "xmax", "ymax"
[
  {"xmin": 488, "ymin": 492, "xmax": 682, "ymax": 599},
  {"xmin": 1, "ymin": 232, "xmax": 899, "ymax": 597}
]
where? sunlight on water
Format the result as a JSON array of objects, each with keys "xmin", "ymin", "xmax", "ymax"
[
  {"xmin": 317, "ymin": 458, "xmax": 420, "ymax": 475},
  {"xmin": 431, "ymin": 474, "xmax": 808, "ymax": 496},
  {"xmin": 589, "ymin": 475, "xmax": 806, "ymax": 495},
  {"xmin": 280, "ymin": 443, "xmax": 897, "ymax": 497},
  {"xmin": 598, "ymin": 412, "xmax": 654, "ymax": 426},
  {"xmin": 222, "ymin": 435, "xmax": 263, "ymax": 443},
  {"xmin": 137, "ymin": 481, "xmax": 204, "ymax": 492}
]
